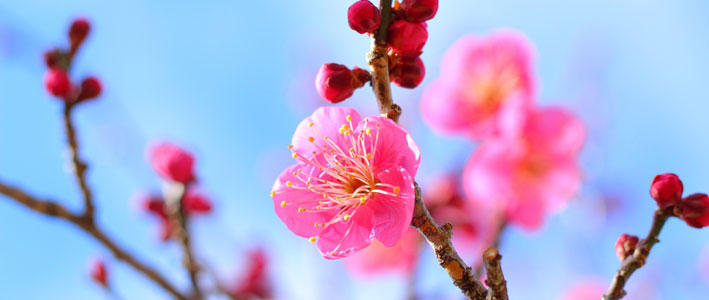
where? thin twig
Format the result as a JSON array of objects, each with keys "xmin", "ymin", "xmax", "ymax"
[
  {"xmin": 63, "ymin": 103, "xmax": 95, "ymax": 221},
  {"xmin": 475, "ymin": 218, "xmax": 508, "ymax": 278},
  {"xmin": 483, "ymin": 248, "xmax": 508, "ymax": 300},
  {"xmin": 602, "ymin": 209, "xmax": 670, "ymax": 300},
  {"xmin": 0, "ymin": 180, "xmax": 188, "ymax": 300},
  {"xmin": 165, "ymin": 183, "xmax": 203, "ymax": 299},
  {"xmin": 367, "ymin": 0, "xmax": 401, "ymax": 122},
  {"xmin": 410, "ymin": 183, "xmax": 488, "ymax": 300}
]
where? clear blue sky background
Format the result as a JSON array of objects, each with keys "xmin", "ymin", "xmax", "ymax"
[{"xmin": 1, "ymin": 1, "xmax": 709, "ymax": 299}]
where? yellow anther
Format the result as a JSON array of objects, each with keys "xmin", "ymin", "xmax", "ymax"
[
  {"xmin": 343, "ymin": 214, "xmax": 350, "ymax": 221},
  {"xmin": 339, "ymin": 124, "xmax": 349, "ymax": 134},
  {"xmin": 312, "ymin": 151, "xmax": 317, "ymax": 155},
  {"xmin": 307, "ymin": 185, "xmax": 313, "ymax": 190},
  {"xmin": 316, "ymin": 206, "xmax": 321, "ymax": 209},
  {"xmin": 324, "ymin": 136, "xmax": 328, "ymax": 140},
  {"xmin": 292, "ymin": 152, "xmax": 298, "ymax": 158},
  {"xmin": 308, "ymin": 136, "xmax": 315, "ymax": 142},
  {"xmin": 298, "ymin": 207, "xmax": 306, "ymax": 212},
  {"xmin": 365, "ymin": 118, "xmax": 369, "ymax": 123},
  {"xmin": 288, "ymin": 145, "xmax": 293, "ymax": 149},
  {"xmin": 346, "ymin": 115, "xmax": 352, "ymax": 122},
  {"xmin": 393, "ymin": 186, "xmax": 400, "ymax": 195},
  {"xmin": 365, "ymin": 128, "xmax": 371, "ymax": 135},
  {"xmin": 344, "ymin": 130, "xmax": 350, "ymax": 135},
  {"xmin": 286, "ymin": 180, "xmax": 292, "ymax": 187},
  {"xmin": 323, "ymin": 193, "xmax": 328, "ymax": 199},
  {"xmin": 297, "ymin": 168, "xmax": 302, "ymax": 172},
  {"xmin": 270, "ymin": 191, "xmax": 275, "ymax": 198},
  {"xmin": 292, "ymin": 172, "xmax": 297, "ymax": 176},
  {"xmin": 309, "ymin": 236, "xmax": 317, "ymax": 243},
  {"xmin": 360, "ymin": 196, "xmax": 367, "ymax": 204},
  {"xmin": 349, "ymin": 148, "xmax": 354, "ymax": 153},
  {"xmin": 280, "ymin": 201, "xmax": 286, "ymax": 207},
  {"xmin": 366, "ymin": 153, "xmax": 372, "ymax": 160},
  {"xmin": 308, "ymin": 121, "xmax": 314, "ymax": 127}
]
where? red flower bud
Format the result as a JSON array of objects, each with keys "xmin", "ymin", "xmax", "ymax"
[
  {"xmin": 614, "ymin": 233, "xmax": 639, "ymax": 262},
  {"xmin": 650, "ymin": 173, "xmax": 683, "ymax": 209},
  {"xmin": 183, "ymin": 189, "xmax": 212, "ymax": 215},
  {"xmin": 678, "ymin": 193, "xmax": 709, "ymax": 228},
  {"xmin": 315, "ymin": 63, "xmax": 357, "ymax": 103},
  {"xmin": 232, "ymin": 249, "xmax": 272, "ymax": 299},
  {"xmin": 348, "ymin": 0, "xmax": 381, "ymax": 34},
  {"xmin": 401, "ymin": 0, "xmax": 438, "ymax": 23},
  {"xmin": 148, "ymin": 143, "xmax": 196, "ymax": 184},
  {"xmin": 69, "ymin": 18, "xmax": 91, "ymax": 46},
  {"xmin": 44, "ymin": 68, "xmax": 73, "ymax": 98},
  {"xmin": 390, "ymin": 56, "xmax": 425, "ymax": 88},
  {"xmin": 387, "ymin": 20, "xmax": 428, "ymax": 56},
  {"xmin": 43, "ymin": 48, "xmax": 64, "ymax": 69},
  {"xmin": 76, "ymin": 77, "xmax": 102, "ymax": 102},
  {"xmin": 89, "ymin": 258, "xmax": 108, "ymax": 287}
]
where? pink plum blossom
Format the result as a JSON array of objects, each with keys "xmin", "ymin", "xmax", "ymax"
[
  {"xmin": 148, "ymin": 142, "xmax": 196, "ymax": 184},
  {"xmin": 420, "ymin": 30, "xmax": 535, "ymax": 140},
  {"xmin": 463, "ymin": 107, "xmax": 585, "ymax": 231},
  {"xmin": 231, "ymin": 249, "xmax": 272, "ymax": 300},
  {"xmin": 272, "ymin": 106, "xmax": 420, "ymax": 259},
  {"xmin": 344, "ymin": 227, "xmax": 421, "ymax": 277}
]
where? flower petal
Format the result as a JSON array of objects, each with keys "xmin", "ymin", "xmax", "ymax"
[
  {"xmin": 524, "ymin": 107, "xmax": 586, "ymax": 157},
  {"xmin": 369, "ymin": 167, "xmax": 416, "ymax": 247},
  {"xmin": 356, "ymin": 116, "xmax": 421, "ymax": 177},
  {"xmin": 316, "ymin": 205, "xmax": 374, "ymax": 259},
  {"xmin": 291, "ymin": 106, "xmax": 362, "ymax": 160}
]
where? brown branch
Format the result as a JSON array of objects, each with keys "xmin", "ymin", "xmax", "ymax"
[
  {"xmin": 367, "ymin": 0, "xmax": 401, "ymax": 122},
  {"xmin": 410, "ymin": 183, "xmax": 488, "ymax": 300},
  {"xmin": 0, "ymin": 180, "xmax": 188, "ymax": 300},
  {"xmin": 483, "ymin": 248, "xmax": 508, "ymax": 300},
  {"xmin": 602, "ymin": 209, "xmax": 670, "ymax": 300},
  {"xmin": 475, "ymin": 218, "xmax": 508, "ymax": 278},
  {"xmin": 165, "ymin": 183, "xmax": 203, "ymax": 299},
  {"xmin": 63, "ymin": 103, "xmax": 95, "ymax": 220}
]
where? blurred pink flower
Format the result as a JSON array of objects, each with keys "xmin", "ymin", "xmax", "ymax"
[
  {"xmin": 148, "ymin": 142, "xmax": 196, "ymax": 184},
  {"xmin": 421, "ymin": 30, "xmax": 535, "ymax": 140},
  {"xmin": 557, "ymin": 279, "xmax": 605, "ymax": 300},
  {"xmin": 272, "ymin": 106, "xmax": 420, "ymax": 259},
  {"xmin": 231, "ymin": 249, "xmax": 272, "ymax": 300},
  {"xmin": 345, "ymin": 227, "xmax": 421, "ymax": 277},
  {"xmin": 463, "ymin": 107, "xmax": 585, "ymax": 231},
  {"xmin": 139, "ymin": 188, "xmax": 213, "ymax": 242}
]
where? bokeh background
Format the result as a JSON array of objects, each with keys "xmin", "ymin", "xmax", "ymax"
[{"xmin": 2, "ymin": 0, "xmax": 709, "ymax": 299}]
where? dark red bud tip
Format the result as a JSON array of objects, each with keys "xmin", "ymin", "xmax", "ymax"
[
  {"xmin": 387, "ymin": 20, "xmax": 428, "ymax": 56},
  {"xmin": 69, "ymin": 18, "xmax": 91, "ymax": 46},
  {"xmin": 351, "ymin": 67, "xmax": 372, "ymax": 88},
  {"xmin": 678, "ymin": 193, "xmax": 709, "ymax": 228},
  {"xmin": 401, "ymin": 0, "xmax": 439, "ymax": 23},
  {"xmin": 76, "ymin": 77, "xmax": 102, "ymax": 103},
  {"xmin": 89, "ymin": 259, "xmax": 108, "ymax": 287},
  {"xmin": 43, "ymin": 48, "xmax": 65, "ymax": 69},
  {"xmin": 348, "ymin": 0, "xmax": 381, "ymax": 34},
  {"xmin": 44, "ymin": 68, "xmax": 73, "ymax": 99},
  {"xmin": 650, "ymin": 173, "xmax": 683, "ymax": 209},
  {"xmin": 315, "ymin": 63, "xmax": 355, "ymax": 103},
  {"xmin": 614, "ymin": 233, "xmax": 639, "ymax": 262},
  {"xmin": 390, "ymin": 56, "xmax": 425, "ymax": 88}
]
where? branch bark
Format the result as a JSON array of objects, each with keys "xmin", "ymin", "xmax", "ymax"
[
  {"xmin": 165, "ymin": 183, "xmax": 203, "ymax": 299},
  {"xmin": 63, "ymin": 103, "xmax": 95, "ymax": 220},
  {"xmin": 0, "ymin": 180, "xmax": 188, "ymax": 300},
  {"xmin": 483, "ymin": 248, "xmax": 508, "ymax": 300},
  {"xmin": 602, "ymin": 209, "xmax": 670, "ymax": 300},
  {"xmin": 367, "ymin": 0, "xmax": 401, "ymax": 122}
]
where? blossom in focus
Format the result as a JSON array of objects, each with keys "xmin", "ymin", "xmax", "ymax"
[
  {"xmin": 148, "ymin": 142, "xmax": 196, "ymax": 184},
  {"xmin": 421, "ymin": 31, "xmax": 535, "ymax": 140},
  {"xmin": 463, "ymin": 107, "xmax": 585, "ymax": 230},
  {"xmin": 231, "ymin": 249, "xmax": 272, "ymax": 300},
  {"xmin": 345, "ymin": 227, "xmax": 421, "ymax": 277},
  {"xmin": 272, "ymin": 106, "xmax": 420, "ymax": 259}
]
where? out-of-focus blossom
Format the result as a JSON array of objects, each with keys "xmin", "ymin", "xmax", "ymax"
[
  {"xmin": 556, "ymin": 279, "xmax": 605, "ymax": 300},
  {"xmin": 272, "ymin": 106, "xmax": 420, "ymax": 259},
  {"xmin": 345, "ymin": 227, "xmax": 421, "ymax": 277},
  {"xmin": 463, "ymin": 107, "xmax": 585, "ymax": 231},
  {"xmin": 88, "ymin": 258, "xmax": 108, "ymax": 288},
  {"xmin": 148, "ymin": 142, "xmax": 196, "ymax": 184},
  {"xmin": 231, "ymin": 249, "xmax": 272, "ymax": 299},
  {"xmin": 139, "ymin": 188, "xmax": 212, "ymax": 241},
  {"xmin": 421, "ymin": 31, "xmax": 535, "ymax": 140}
]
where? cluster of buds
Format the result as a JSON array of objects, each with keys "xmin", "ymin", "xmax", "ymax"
[
  {"xmin": 140, "ymin": 143, "xmax": 212, "ymax": 241},
  {"xmin": 650, "ymin": 173, "xmax": 709, "ymax": 228},
  {"xmin": 316, "ymin": 0, "xmax": 437, "ymax": 103},
  {"xmin": 43, "ymin": 18, "xmax": 102, "ymax": 104}
]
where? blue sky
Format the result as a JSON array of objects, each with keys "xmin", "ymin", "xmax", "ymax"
[{"xmin": 1, "ymin": 1, "xmax": 709, "ymax": 299}]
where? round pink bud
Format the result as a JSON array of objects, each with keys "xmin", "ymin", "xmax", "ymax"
[
  {"xmin": 387, "ymin": 20, "xmax": 428, "ymax": 56},
  {"xmin": 69, "ymin": 18, "xmax": 91, "ymax": 46},
  {"xmin": 678, "ymin": 193, "xmax": 709, "ymax": 228},
  {"xmin": 614, "ymin": 233, "xmax": 639, "ymax": 262},
  {"xmin": 89, "ymin": 258, "xmax": 108, "ymax": 287},
  {"xmin": 148, "ymin": 143, "xmax": 196, "ymax": 184},
  {"xmin": 400, "ymin": 0, "xmax": 438, "ymax": 23},
  {"xmin": 650, "ymin": 173, "xmax": 683, "ymax": 209},
  {"xmin": 44, "ymin": 68, "xmax": 73, "ymax": 98},
  {"xmin": 348, "ymin": 0, "xmax": 381, "ymax": 34},
  {"xmin": 390, "ymin": 56, "xmax": 425, "ymax": 88},
  {"xmin": 315, "ymin": 63, "xmax": 355, "ymax": 103},
  {"xmin": 77, "ymin": 77, "xmax": 102, "ymax": 102}
]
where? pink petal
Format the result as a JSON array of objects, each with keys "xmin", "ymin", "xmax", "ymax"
[
  {"xmin": 344, "ymin": 227, "xmax": 421, "ymax": 278},
  {"xmin": 524, "ymin": 107, "xmax": 586, "ymax": 157},
  {"xmin": 355, "ymin": 116, "xmax": 421, "ymax": 177},
  {"xmin": 291, "ymin": 106, "xmax": 362, "ymax": 160},
  {"xmin": 272, "ymin": 163, "xmax": 335, "ymax": 238},
  {"xmin": 317, "ymin": 205, "xmax": 374, "ymax": 259},
  {"xmin": 369, "ymin": 167, "xmax": 416, "ymax": 247}
]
